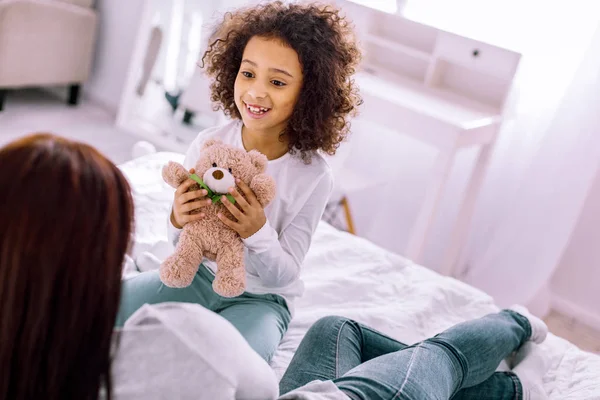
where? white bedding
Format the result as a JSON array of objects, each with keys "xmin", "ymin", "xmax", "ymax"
[{"xmin": 120, "ymin": 152, "xmax": 600, "ymax": 400}]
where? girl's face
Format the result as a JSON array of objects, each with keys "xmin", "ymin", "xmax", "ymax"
[{"xmin": 234, "ymin": 36, "xmax": 303, "ymax": 135}]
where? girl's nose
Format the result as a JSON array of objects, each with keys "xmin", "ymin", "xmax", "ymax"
[{"xmin": 247, "ymin": 81, "xmax": 268, "ymax": 99}]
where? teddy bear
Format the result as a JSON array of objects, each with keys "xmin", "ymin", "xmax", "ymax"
[{"xmin": 161, "ymin": 138, "xmax": 276, "ymax": 297}]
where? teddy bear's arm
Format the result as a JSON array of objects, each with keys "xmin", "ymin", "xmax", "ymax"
[
  {"xmin": 162, "ymin": 161, "xmax": 190, "ymax": 189},
  {"xmin": 249, "ymin": 174, "xmax": 276, "ymax": 207}
]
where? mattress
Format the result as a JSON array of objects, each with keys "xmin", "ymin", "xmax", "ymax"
[{"xmin": 120, "ymin": 152, "xmax": 600, "ymax": 400}]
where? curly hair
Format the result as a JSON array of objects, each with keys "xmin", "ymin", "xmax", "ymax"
[{"xmin": 202, "ymin": 1, "xmax": 362, "ymax": 162}]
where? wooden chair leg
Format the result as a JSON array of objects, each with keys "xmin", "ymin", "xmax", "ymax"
[
  {"xmin": 341, "ymin": 196, "xmax": 356, "ymax": 235},
  {"xmin": 68, "ymin": 84, "xmax": 81, "ymax": 106},
  {"xmin": 0, "ymin": 89, "xmax": 6, "ymax": 111}
]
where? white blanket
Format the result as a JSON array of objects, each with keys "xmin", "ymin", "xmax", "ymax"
[{"xmin": 120, "ymin": 152, "xmax": 600, "ymax": 400}]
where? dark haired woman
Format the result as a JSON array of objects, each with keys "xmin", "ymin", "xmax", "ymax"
[{"xmin": 0, "ymin": 135, "xmax": 548, "ymax": 400}]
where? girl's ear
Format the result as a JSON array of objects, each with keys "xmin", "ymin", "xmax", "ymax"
[{"xmin": 248, "ymin": 150, "xmax": 268, "ymax": 171}]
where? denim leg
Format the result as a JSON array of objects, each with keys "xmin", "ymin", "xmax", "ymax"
[
  {"xmin": 279, "ymin": 316, "xmax": 408, "ymax": 395},
  {"xmin": 431, "ymin": 310, "xmax": 531, "ymax": 390},
  {"xmin": 360, "ymin": 323, "xmax": 409, "ymax": 364},
  {"xmin": 337, "ymin": 358, "xmax": 523, "ymax": 400},
  {"xmin": 116, "ymin": 265, "xmax": 219, "ymax": 326},
  {"xmin": 217, "ymin": 294, "xmax": 291, "ymax": 362},
  {"xmin": 335, "ymin": 340, "xmax": 459, "ymax": 399},
  {"xmin": 333, "ymin": 310, "xmax": 530, "ymax": 399},
  {"xmin": 452, "ymin": 372, "xmax": 522, "ymax": 400}
]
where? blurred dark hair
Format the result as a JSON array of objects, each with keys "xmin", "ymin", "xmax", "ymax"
[{"xmin": 0, "ymin": 134, "xmax": 134, "ymax": 400}]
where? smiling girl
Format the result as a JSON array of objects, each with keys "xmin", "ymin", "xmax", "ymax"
[{"xmin": 117, "ymin": 1, "xmax": 362, "ymax": 362}]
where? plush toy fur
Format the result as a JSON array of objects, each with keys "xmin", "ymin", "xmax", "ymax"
[{"xmin": 161, "ymin": 139, "xmax": 276, "ymax": 297}]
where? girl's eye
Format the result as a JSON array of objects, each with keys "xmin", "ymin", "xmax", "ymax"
[
  {"xmin": 228, "ymin": 168, "xmax": 232, "ymax": 173},
  {"xmin": 271, "ymin": 80, "xmax": 286, "ymax": 87},
  {"xmin": 241, "ymin": 71, "xmax": 254, "ymax": 78},
  {"xmin": 212, "ymin": 163, "xmax": 217, "ymax": 168}
]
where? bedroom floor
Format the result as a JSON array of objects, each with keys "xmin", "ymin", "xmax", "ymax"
[
  {"xmin": 2, "ymin": 88, "xmax": 600, "ymax": 356},
  {"xmin": 0, "ymin": 88, "xmax": 139, "ymax": 164},
  {"xmin": 545, "ymin": 311, "xmax": 600, "ymax": 355}
]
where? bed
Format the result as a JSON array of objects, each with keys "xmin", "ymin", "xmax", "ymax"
[{"xmin": 119, "ymin": 151, "xmax": 600, "ymax": 399}]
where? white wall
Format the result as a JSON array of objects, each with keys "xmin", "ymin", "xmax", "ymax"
[
  {"xmin": 551, "ymin": 166, "xmax": 600, "ymax": 330},
  {"xmin": 85, "ymin": 0, "xmax": 146, "ymax": 115}
]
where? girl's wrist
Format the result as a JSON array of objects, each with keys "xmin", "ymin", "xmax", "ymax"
[{"xmin": 170, "ymin": 210, "xmax": 183, "ymax": 229}]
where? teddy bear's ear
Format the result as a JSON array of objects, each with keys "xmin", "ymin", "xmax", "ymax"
[
  {"xmin": 248, "ymin": 150, "xmax": 268, "ymax": 171},
  {"xmin": 202, "ymin": 138, "xmax": 222, "ymax": 149}
]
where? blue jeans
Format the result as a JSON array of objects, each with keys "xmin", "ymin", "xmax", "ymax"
[
  {"xmin": 280, "ymin": 311, "xmax": 529, "ymax": 399},
  {"xmin": 116, "ymin": 265, "xmax": 291, "ymax": 362}
]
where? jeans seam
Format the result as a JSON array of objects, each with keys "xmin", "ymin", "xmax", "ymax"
[
  {"xmin": 392, "ymin": 343, "xmax": 422, "ymax": 400},
  {"xmin": 426, "ymin": 337, "xmax": 467, "ymax": 397},
  {"xmin": 335, "ymin": 320, "xmax": 350, "ymax": 379},
  {"xmin": 505, "ymin": 372, "xmax": 523, "ymax": 400}
]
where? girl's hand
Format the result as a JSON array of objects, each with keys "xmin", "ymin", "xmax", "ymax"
[
  {"xmin": 171, "ymin": 168, "xmax": 211, "ymax": 229},
  {"xmin": 218, "ymin": 179, "xmax": 267, "ymax": 239}
]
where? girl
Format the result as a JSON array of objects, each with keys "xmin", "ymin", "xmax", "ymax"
[
  {"xmin": 116, "ymin": 0, "xmax": 361, "ymax": 362},
  {"xmin": 0, "ymin": 134, "xmax": 549, "ymax": 400}
]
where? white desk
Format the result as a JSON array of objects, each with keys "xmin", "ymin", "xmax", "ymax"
[
  {"xmin": 358, "ymin": 72, "xmax": 500, "ymax": 276},
  {"xmin": 342, "ymin": 1, "xmax": 521, "ymax": 276}
]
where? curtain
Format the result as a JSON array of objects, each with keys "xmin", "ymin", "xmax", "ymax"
[
  {"xmin": 402, "ymin": 0, "xmax": 600, "ymax": 312},
  {"xmin": 462, "ymin": 21, "xmax": 600, "ymax": 311}
]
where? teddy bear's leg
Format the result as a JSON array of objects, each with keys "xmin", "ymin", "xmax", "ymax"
[
  {"xmin": 160, "ymin": 228, "xmax": 204, "ymax": 288},
  {"xmin": 213, "ymin": 240, "xmax": 246, "ymax": 298}
]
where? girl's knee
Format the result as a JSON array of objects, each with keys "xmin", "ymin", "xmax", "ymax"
[{"xmin": 422, "ymin": 338, "xmax": 467, "ymax": 381}]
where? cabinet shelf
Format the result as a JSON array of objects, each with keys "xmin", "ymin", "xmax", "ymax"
[{"xmin": 366, "ymin": 34, "xmax": 432, "ymax": 62}]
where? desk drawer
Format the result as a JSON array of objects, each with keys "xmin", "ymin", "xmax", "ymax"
[{"xmin": 434, "ymin": 32, "xmax": 520, "ymax": 80}]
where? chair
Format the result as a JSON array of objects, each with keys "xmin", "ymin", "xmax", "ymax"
[{"xmin": 0, "ymin": 0, "xmax": 98, "ymax": 111}]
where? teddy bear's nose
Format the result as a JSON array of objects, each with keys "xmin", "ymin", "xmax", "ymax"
[{"xmin": 212, "ymin": 170, "xmax": 224, "ymax": 180}]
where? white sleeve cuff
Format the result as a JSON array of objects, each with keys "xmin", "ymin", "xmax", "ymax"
[
  {"xmin": 167, "ymin": 210, "xmax": 183, "ymax": 247},
  {"xmin": 242, "ymin": 221, "xmax": 278, "ymax": 253}
]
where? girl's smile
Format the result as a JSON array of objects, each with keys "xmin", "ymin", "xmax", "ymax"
[{"xmin": 243, "ymin": 101, "xmax": 272, "ymax": 119}]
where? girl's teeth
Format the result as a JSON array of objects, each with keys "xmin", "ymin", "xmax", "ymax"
[{"xmin": 247, "ymin": 104, "xmax": 268, "ymax": 114}]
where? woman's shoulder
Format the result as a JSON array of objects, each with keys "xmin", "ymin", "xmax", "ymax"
[
  {"xmin": 116, "ymin": 303, "xmax": 257, "ymax": 371},
  {"xmin": 120, "ymin": 302, "xmax": 245, "ymax": 346},
  {"xmin": 112, "ymin": 303, "xmax": 274, "ymax": 398}
]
